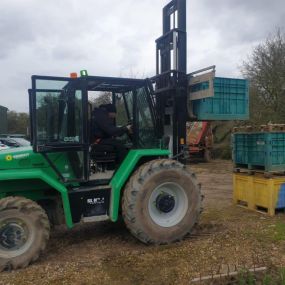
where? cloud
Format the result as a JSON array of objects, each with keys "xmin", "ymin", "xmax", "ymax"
[
  {"xmin": 0, "ymin": 0, "xmax": 284, "ymax": 111},
  {"xmin": 187, "ymin": 0, "xmax": 285, "ymax": 76}
]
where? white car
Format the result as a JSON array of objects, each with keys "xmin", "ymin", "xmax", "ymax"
[{"xmin": 0, "ymin": 143, "xmax": 9, "ymax": 151}]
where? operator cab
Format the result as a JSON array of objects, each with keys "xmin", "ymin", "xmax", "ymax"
[{"xmin": 29, "ymin": 75, "xmax": 160, "ymax": 183}]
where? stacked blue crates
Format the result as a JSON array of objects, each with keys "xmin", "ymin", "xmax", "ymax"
[
  {"xmin": 192, "ymin": 77, "xmax": 249, "ymax": 120},
  {"xmin": 232, "ymin": 133, "xmax": 248, "ymax": 165},
  {"xmin": 233, "ymin": 129, "xmax": 285, "ymax": 215},
  {"xmin": 232, "ymin": 130, "xmax": 285, "ymax": 172}
]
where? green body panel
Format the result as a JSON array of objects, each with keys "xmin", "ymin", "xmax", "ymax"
[
  {"xmin": 109, "ymin": 149, "xmax": 169, "ymax": 221},
  {"xmin": 0, "ymin": 146, "xmax": 78, "ymax": 228},
  {"xmin": 0, "ymin": 168, "xmax": 73, "ymax": 228},
  {"xmin": 0, "ymin": 147, "xmax": 80, "ymax": 184},
  {"xmin": 0, "ymin": 146, "xmax": 169, "ymax": 227}
]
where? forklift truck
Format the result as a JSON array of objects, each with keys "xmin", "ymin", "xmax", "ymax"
[{"xmin": 0, "ymin": 0, "xmax": 202, "ymax": 270}]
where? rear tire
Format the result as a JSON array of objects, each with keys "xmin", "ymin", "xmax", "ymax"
[
  {"xmin": 0, "ymin": 197, "xmax": 50, "ymax": 271},
  {"xmin": 122, "ymin": 159, "xmax": 201, "ymax": 244}
]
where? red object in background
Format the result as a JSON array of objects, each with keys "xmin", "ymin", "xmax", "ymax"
[{"xmin": 186, "ymin": 122, "xmax": 213, "ymax": 162}]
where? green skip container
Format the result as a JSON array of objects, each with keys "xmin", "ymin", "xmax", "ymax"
[{"xmin": 232, "ymin": 132, "xmax": 285, "ymax": 172}]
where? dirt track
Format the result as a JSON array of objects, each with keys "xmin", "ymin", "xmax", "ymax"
[{"xmin": 1, "ymin": 160, "xmax": 285, "ymax": 285}]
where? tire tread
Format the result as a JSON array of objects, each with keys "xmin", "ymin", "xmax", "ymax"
[
  {"xmin": 122, "ymin": 159, "xmax": 202, "ymax": 245},
  {"xmin": 0, "ymin": 196, "xmax": 50, "ymax": 271}
]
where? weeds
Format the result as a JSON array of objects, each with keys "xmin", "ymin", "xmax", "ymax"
[
  {"xmin": 235, "ymin": 267, "xmax": 285, "ymax": 285},
  {"xmin": 273, "ymin": 222, "xmax": 285, "ymax": 241},
  {"xmin": 237, "ymin": 270, "xmax": 255, "ymax": 285}
]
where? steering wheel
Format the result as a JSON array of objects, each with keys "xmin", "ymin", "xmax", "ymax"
[
  {"xmin": 124, "ymin": 120, "xmax": 149, "ymax": 148},
  {"xmin": 125, "ymin": 119, "xmax": 134, "ymax": 141}
]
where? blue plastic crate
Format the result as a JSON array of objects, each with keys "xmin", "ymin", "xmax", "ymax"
[
  {"xmin": 248, "ymin": 132, "xmax": 285, "ymax": 171},
  {"xmin": 193, "ymin": 77, "xmax": 249, "ymax": 120},
  {"xmin": 232, "ymin": 133, "xmax": 248, "ymax": 165},
  {"xmin": 232, "ymin": 132, "xmax": 285, "ymax": 172},
  {"xmin": 277, "ymin": 184, "xmax": 285, "ymax": 209}
]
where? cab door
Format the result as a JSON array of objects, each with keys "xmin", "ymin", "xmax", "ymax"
[{"xmin": 30, "ymin": 75, "xmax": 89, "ymax": 182}]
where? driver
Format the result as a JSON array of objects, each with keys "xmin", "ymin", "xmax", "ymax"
[{"xmin": 92, "ymin": 104, "xmax": 132, "ymax": 164}]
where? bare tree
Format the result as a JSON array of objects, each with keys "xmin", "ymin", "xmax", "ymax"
[{"xmin": 242, "ymin": 28, "xmax": 285, "ymax": 123}]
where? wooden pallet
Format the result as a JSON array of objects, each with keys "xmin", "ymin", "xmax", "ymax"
[
  {"xmin": 233, "ymin": 165, "xmax": 285, "ymax": 178},
  {"xmin": 232, "ymin": 126, "xmax": 255, "ymax": 133},
  {"xmin": 234, "ymin": 199, "xmax": 285, "ymax": 216},
  {"xmin": 233, "ymin": 124, "xmax": 285, "ymax": 133},
  {"xmin": 260, "ymin": 124, "xmax": 285, "ymax": 132}
]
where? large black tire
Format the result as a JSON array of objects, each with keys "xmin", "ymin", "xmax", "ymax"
[
  {"xmin": 122, "ymin": 159, "xmax": 202, "ymax": 244},
  {"xmin": 0, "ymin": 197, "xmax": 50, "ymax": 271}
]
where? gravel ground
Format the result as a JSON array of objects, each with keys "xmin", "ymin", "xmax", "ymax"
[{"xmin": 1, "ymin": 160, "xmax": 285, "ymax": 285}]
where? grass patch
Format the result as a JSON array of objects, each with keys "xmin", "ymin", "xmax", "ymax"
[
  {"xmin": 238, "ymin": 267, "xmax": 285, "ymax": 285},
  {"xmin": 239, "ymin": 220, "xmax": 285, "ymax": 244},
  {"xmin": 273, "ymin": 221, "xmax": 285, "ymax": 241},
  {"xmin": 237, "ymin": 269, "xmax": 256, "ymax": 285}
]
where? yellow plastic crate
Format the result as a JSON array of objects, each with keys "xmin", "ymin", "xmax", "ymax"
[{"xmin": 233, "ymin": 173, "xmax": 285, "ymax": 216}]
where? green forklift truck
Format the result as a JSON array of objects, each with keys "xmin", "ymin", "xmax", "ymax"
[{"xmin": 0, "ymin": 0, "xmax": 203, "ymax": 270}]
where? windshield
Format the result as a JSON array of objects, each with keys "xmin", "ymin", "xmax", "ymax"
[
  {"xmin": 110, "ymin": 85, "xmax": 159, "ymax": 149},
  {"xmin": 136, "ymin": 87, "xmax": 158, "ymax": 148}
]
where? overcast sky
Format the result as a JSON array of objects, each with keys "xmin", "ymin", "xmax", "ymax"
[{"xmin": 0, "ymin": 0, "xmax": 284, "ymax": 112}]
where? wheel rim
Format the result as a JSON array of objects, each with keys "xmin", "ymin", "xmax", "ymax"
[
  {"xmin": 0, "ymin": 218, "xmax": 32, "ymax": 258},
  {"xmin": 148, "ymin": 182, "xmax": 188, "ymax": 227}
]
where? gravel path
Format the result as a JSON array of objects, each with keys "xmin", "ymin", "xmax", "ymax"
[{"xmin": 1, "ymin": 160, "xmax": 285, "ymax": 285}]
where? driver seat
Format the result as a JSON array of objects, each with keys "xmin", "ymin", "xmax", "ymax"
[
  {"xmin": 90, "ymin": 143, "xmax": 116, "ymax": 163},
  {"xmin": 90, "ymin": 143, "xmax": 116, "ymax": 173}
]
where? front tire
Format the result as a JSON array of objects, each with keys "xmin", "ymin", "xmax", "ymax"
[
  {"xmin": 122, "ymin": 159, "xmax": 201, "ymax": 244},
  {"xmin": 0, "ymin": 197, "xmax": 50, "ymax": 271}
]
